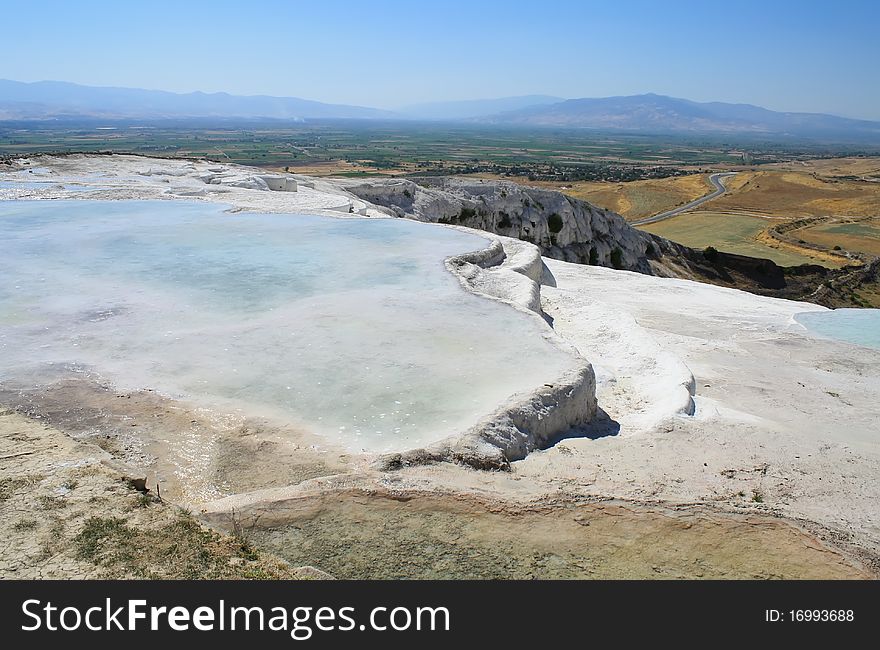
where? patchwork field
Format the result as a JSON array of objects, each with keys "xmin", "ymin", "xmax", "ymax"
[
  {"xmin": 564, "ymin": 158, "xmax": 880, "ymax": 267},
  {"xmin": 528, "ymin": 173, "xmax": 714, "ymax": 221},
  {"xmin": 0, "ymin": 123, "xmax": 751, "ymax": 173},
  {"xmin": 796, "ymin": 218, "xmax": 880, "ymax": 257},
  {"xmin": 767, "ymin": 156, "xmax": 880, "ymax": 179},
  {"xmin": 641, "ymin": 210, "xmax": 843, "ymax": 267}
]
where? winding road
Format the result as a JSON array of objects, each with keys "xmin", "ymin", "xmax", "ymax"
[{"xmin": 631, "ymin": 172, "xmax": 737, "ymax": 226}]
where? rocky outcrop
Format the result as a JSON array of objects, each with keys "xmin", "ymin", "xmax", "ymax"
[
  {"xmin": 338, "ymin": 175, "xmax": 730, "ymax": 282},
  {"xmin": 341, "ymin": 176, "xmax": 663, "ymax": 274}
]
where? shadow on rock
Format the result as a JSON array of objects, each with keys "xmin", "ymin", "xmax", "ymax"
[{"xmin": 544, "ymin": 407, "xmax": 620, "ymax": 447}]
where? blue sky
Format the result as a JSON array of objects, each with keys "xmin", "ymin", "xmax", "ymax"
[{"xmin": 2, "ymin": 0, "xmax": 878, "ymax": 119}]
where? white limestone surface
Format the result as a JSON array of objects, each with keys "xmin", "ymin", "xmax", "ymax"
[
  {"xmin": 0, "ymin": 155, "xmax": 595, "ymax": 464},
  {"xmin": 512, "ymin": 259, "xmax": 880, "ymax": 552},
  {"xmin": 6, "ymin": 155, "xmax": 878, "ymax": 557}
]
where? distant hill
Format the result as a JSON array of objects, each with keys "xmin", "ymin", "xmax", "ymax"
[
  {"xmin": 2, "ymin": 80, "xmax": 878, "ymax": 143},
  {"xmin": 398, "ymin": 95, "xmax": 563, "ymax": 120},
  {"xmin": 479, "ymin": 93, "xmax": 880, "ymax": 142},
  {"xmin": 0, "ymin": 79, "xmax": 392, "ymax": 120}
]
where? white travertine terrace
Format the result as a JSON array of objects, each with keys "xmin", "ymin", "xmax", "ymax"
[
  {"xmin": 0, "ymin": 154, "xmax": 597, "ymax": 468},
  {"xmin": 3, "ymin": 154, "xmax": 879, "ymax": 558}
]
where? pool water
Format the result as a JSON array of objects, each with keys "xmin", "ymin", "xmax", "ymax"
[
  {"xmin": 795, "ymin": 308, "xmax": 880, "ymax": 351},
  {"xmin": 0, "ymin": 200, "xmax": 574, "ymax": 452},
  {"xmin": 0, "ymin": 180, "xmax": 99, "ymax": 192}
]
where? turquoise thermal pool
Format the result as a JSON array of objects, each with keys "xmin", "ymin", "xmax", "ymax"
[
  {"xmin": 795, "ymin": 308, "xmax": 880, "ymax": 351},
  {"xmin": 0, "ymin": 200, "xmax": 575, "ymax": 452}
]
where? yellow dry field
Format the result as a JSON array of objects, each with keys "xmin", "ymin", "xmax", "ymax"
[
  {"xmin": 710, "ymin": 170, "xmax": 880, "ymax": 219},
  {"xmin": 526, "ymin": 174, "xmax": 714, "ymax": 221},
  {"xmin": 766, "ymin": 156, "xmax": 880, "ymax": 178},
  {"xmin": 577, "ymin": 158, "xmax": 880, "ymax": 264}
]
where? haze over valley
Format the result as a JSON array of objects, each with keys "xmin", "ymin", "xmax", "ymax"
[{"xmin": 4, "ymin": 78, "xmax": 880, "ymax": 143}]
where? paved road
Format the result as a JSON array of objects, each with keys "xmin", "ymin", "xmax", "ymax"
[{"xmin": 631, "ymin": 172, "xmax": 737, "ymax": 226}]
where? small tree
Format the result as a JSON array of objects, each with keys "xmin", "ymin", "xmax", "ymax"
[{"xmin": 459, "ymin": 206, "xmax": 476, "ymax": 221}]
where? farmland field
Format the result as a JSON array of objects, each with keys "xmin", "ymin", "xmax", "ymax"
[
  {"xmin": 767, "ymin": 156, "xmax": 880, "ymax": 179},
  {"xmin": 0, "ymin": 120, "xmax": 856, "ymax": 177},
  {"xmin": 796, "ymin": 218, "xmax": 880, "ymax": 257},
  {"xmin": 529, "ymin": 174, "xmax": 715, "ymax": 221},
  {"xmin": 710, "ymin": 170, "xmax": 880, "ymax": 218},
  {"xmin": 640, "ymin": 211, "xmax": 844, "ymax": 267}
]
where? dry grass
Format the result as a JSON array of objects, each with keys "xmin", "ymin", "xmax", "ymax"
[
  {"xmin": 524, "ymin": 174, "xmax": 714, "ymax": 221},
  {"xmin": 0, "ymin": 410, "xmax": 305, "ymax": 579},
  {"xmin": 711, "ymin": 170, "xmax": 880, "ymax": 219},
  {"xmin": 766, "ymin": 157, "xmax": 880, "ymax": 178},
  {"xmin": 72, "ymin": 510, "xmax": 294, "ymax": 579}
]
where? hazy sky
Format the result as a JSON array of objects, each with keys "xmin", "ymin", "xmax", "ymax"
[{"xmin": 3, "ymin": 0, "xmax": 878, "ymax": 119}]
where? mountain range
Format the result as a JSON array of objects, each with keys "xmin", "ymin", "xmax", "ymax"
[
  {"xmin": 0, "ymin": 79, "xmax": 390, "ymax": 121},
  {"xmin": 2, "ymin": 79, "xmax": 879, "ymax": 142},
  {"xmin": 478, "ymin": 93, "xmax": 880, "ymax": 141}
]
